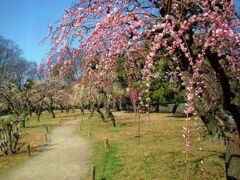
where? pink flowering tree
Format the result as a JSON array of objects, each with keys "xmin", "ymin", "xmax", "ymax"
[
  {"xmin": 44, "ymin": 1, "xmax": 240, "ymax": 178},
  {"xmin": 128, "ymin": 87, "xmax": 139, "ymax": 112}
]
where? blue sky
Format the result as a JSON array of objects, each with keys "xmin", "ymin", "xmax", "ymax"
[{"xmin": 0, "ymin": 0, "xmax": 75, "ymax": 64}]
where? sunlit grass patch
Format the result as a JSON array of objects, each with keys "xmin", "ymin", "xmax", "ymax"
[{"xmin": 80, "ymin": 111, "xmax": 225, "ymax": 180}]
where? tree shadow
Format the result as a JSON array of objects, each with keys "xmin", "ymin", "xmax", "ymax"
[
  {"xmin": 166, "ymin": 114, "xmax": 187, "ymax": 118},
  {"xmin": 16, "ymin": 143, "xmax": 57, "ymax": 156},
  {"xmin": 190, "ymin": 152, "xmax": 225, "ymax": 176}
]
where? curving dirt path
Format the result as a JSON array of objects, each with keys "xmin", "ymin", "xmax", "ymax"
[{"xmin": 0, "ymin": 120, "xmax": 92, "ymax": 180}]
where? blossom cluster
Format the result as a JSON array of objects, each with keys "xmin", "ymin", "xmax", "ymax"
[{"xmin": 44, "ymin": 0, "xmax": 239, "ymax": 113}]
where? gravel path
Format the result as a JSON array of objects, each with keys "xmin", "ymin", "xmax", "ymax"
[{"xmin": 0, "ymin": 119, "xmax": 92, "ymax": 180}]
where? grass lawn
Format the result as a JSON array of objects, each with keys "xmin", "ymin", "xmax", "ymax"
[
  {"xmin": 80, "ymin": 111, "xmax": 226, "ymax": 180},
  {"xmin": 0, "ymin": 110, "xmax": 80, "ymax": 175}
]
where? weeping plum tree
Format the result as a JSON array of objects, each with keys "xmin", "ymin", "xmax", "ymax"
[
  {"xmin": 72, "ymin": 82, "xmax": 86, "ymax": 115},
  {"xmin": 44, "ymin": 1, "xmax": 240, "ymax": 179}
]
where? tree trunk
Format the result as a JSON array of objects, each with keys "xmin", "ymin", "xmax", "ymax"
[
  {"xmin": 37, "ymin": 113, "xmax": 41, "ymax": 122},
  {"xmin": 109, "ymin": 110, "xmax": 116, "ymax": 127},
  {"xmin": 105, "ymin": 105, "xmax": 116, "ymax": 127},
  {"xmin": 6, "ymin": 123, "xmax": 19, "ymax": 154},
  {"xmin": 12, "ymin": 133, "xmax": 19, "ymax": 153},
  {"xmin": 172, "ymin": 103, "xmax": 178, "ymax": 114},
  {"xmin": 65, "ymin": 108, "xmax": 69, "ymax": 113},
  {"xmin": 115, "ymin": 100, "xmax": 120, "ymax": 111},
  {"xmin": 21, "ymin": 120, "xmax": 26, "ymax": 128},
  {"xmin": 80, "ymin": 105, "xmax": 84, "ymax": 115},
  {"xmin": 225, "ymin": 133, "xmax": 240, "ymax": 180},
  {"xmin": 60, "ymin": 104, "xmax": 64, "ymax": 113},
  {"xmin": 119, "ymin": 97, "xmax": 122, "ymax": 111},
  {"xmin": 121, "ymin": 97, "xmax": 128, "ymax": 111},
  {"xmin": 112, "ymin": 99, "xmax": 116, "ymax": 111},
  {"xmin": 50, "ymin": 109, "xmax": 55, "ymax": 118},
  {"xmin": 36, "ymin": 107, "xmax": 42, "ymax": 122},
  {"xmin": 88, "ymin": 105, "xmax": 94, "ymax": 120},
  {"xmin": 29, "ymin": 111, "xmax": 32, "ymax": 117},
  {"xmin": 7, "ymin": 126, "xmax": 13, "ymax": 154},
  {"xmin": 94, "ymin": 107, "xmax": 105, "ymax": 122},
  {"xmin": 155, "ymin": 102, "xmax": 160, "ymax": 112}
]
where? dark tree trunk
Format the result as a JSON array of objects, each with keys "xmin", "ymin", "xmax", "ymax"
[
  {"xmin": 12, "ymin": 132, "xmax": 19, "ymax": 153},
  {"xmin": 112, "ymin": 99, "xmax": 116, "ymax": 111},
  {"xmin": 7, "ymin": 126, "xmax": 13, "ymax": 153},
  {"xmin": 203, "ymin": 50, "xmax": 240, "ymax": 179},
  {"xmin": 155, "ymin": 102, "xmax": 160, "ymax": 112},
  {"xmin": 36, "ymin": 108, "xmax": 42, "ymax": 122},
  {"xmin": 119, "ymin": 97, "xmax": 122, "ymax": 111},
  {"xmin": 225, "ymin": 133, "xmax": 240, "ymax": 180},
  {"xmin": 176, "ymin": 41, "xmax": 240, "ymax": 179},
  {"xmin": 172, "ymin": 103, "xmax": 178, "ymax": 114},
  {"xmin": 105, "ymin": 105, "xmax": 116, "ymax": 127},
  {"xmin": 6, "ymin": 123, "xmax": 19, "ymax": 154},
  {"xmin": 80, "ymin": 105, "xmax": 84, "ymax": 115},
  {"xmin": 113, "ymin": 99, "xmax": 120, "ymax": 111},
  {"xmin": 21, "ymin": 120, "xmax": 26, "ymax": 128},
  {"xmin": 101, "ymin": 90, "xmax": 116, "ymax": 127},
  {"xmin": 49, "ymin": 97, "xmax": 56, "ymax": 118},
  {"xmin": 109, "ymin": 110, "xmax": 116, "ymax": 127},
  {"xmin": 50, "ymin": 109, "xmax": 55, "ymax": 118},
  {"xmin": 197, "ymin": 85, "xmax": 240, "ymax": 179},
  {"xmin": 94, "ymin": 107, "xmax": 105, "ymax": 122},
  {"xmin": 88, "ymin": 104, "xmax": 94, "ymax": 120},
  {"xmin": 29, "ymin": 111, "xmax": 32, "ymax": 117},
  {"xmin": 36, "ymin": 103, "xmax": 43, "ymax": 122},
  {"xmin": 60, "ymin": 104, "xmax": 64, "ymax": 113},
  {"xmin": 115, "ymin": 100, "xmax": 120, "ymax": 111},
  {"xmin": 37, "ymin": 113, "xmax": 41, "ymax": 122},
  {"xmin": 121, "ymin": 97, "xmax": 128, "ymax": 111}
]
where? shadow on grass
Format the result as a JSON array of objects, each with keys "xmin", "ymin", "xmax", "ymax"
[
  {"xmin": 24, "ymin": 124, "xmax": 55, "ymax": 129},
  {"xmin": 165, "ymin": 114, "xmax": 186, "ymax": 118},
  {"xmin": 183, "ymin": 152, "xmax": 225, "ymax": 176},
  {"xmin": 15, "ymin": 143, "xmax": 57, "ymax": 157},
  {"xmin": 95, "ymin": 143, "xmax": 123, "ymax": 180}
]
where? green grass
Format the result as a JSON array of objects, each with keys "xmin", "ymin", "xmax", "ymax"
[
  {"xmin": 92, "ymin": 142, "xmax": 123, "ymax": 180},
  {"xmin": 80, "ymin": 111, "xmax": 226, "ymax": 180},
  {"xmin": 0, "ymin": 110, "xmax": 225, "ymax": 179},
  {"xmin": 0, "ymin": 110, "xmax": 80, "ymax": 175}
]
